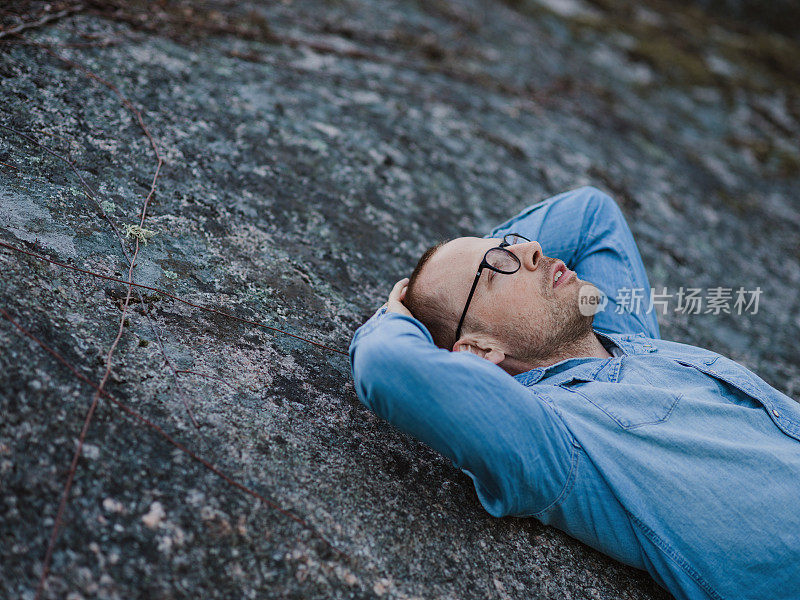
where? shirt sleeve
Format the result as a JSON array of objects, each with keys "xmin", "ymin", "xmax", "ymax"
[
  {"xmin": 349, "ymin": 309, "xmax": 578, "ymax": 518},
  {"xmin": 487, "ymin": 186, "xmax": 660, "ymax": 338}
]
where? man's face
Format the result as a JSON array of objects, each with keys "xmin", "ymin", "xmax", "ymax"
[{"xmin": 424, "ymin": 236, "xmax": 595, "ymax": 362}]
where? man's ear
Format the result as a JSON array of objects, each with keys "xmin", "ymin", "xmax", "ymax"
[{"xmin": 452, "ymin": 338, "xmax": 506, "ymax": 365}]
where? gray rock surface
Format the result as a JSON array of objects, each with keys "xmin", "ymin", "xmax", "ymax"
[{"xmin": 1, "ymin": 1, "xmax": 798, "ymax": 598}]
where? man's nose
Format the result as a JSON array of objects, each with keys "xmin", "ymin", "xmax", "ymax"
[{"xmin": 511, "ymin": 240, "xmax": 543, "ymax": 271}]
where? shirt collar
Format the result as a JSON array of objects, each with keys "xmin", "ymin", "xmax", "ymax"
[{"xmin": 513, "ymin": 329, "xmax": 658, "ymax": 386}]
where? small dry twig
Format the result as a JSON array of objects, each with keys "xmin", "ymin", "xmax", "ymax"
[{"xmin": 0, "ymin": 3, "xmax": 85, "ymax": 40}]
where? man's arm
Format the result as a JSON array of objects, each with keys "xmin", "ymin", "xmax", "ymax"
[
  {"xmin": 350, "ymin": 285, "xmax": 577, "ymax": 518},
  {"xmin": 488, "ymin": 186, "xmax": 660, "ymax": 338}
]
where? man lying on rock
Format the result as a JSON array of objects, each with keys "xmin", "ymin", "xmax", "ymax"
[{"xmin": 349, "ymin": 186, "xmax": 800, "ymax": 600}]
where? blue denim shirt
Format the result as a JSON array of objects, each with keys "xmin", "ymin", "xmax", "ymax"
[{"xmin": 350, "ymin": 187, "xmax": 800, "ymax": 600}]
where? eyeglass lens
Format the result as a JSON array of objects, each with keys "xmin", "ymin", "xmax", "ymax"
[
  {"xmin": 504, "ymin": 233, "xmax": 529, "ymax": 245},
  {"xmin": 485, "ymin": 248, "xmax": 519, "ymax": 272}
]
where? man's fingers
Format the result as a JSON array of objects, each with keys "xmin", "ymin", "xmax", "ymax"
[
  {"xmin": 390, "ymin": 278, "xmax": 409, "ymax": 302},
  {"xmin": 398, "ymin": 277, "xmax": 409, "ymax": 302},
  {"xmin": 386, "ymin": 278, "xmax": 412, "ymax": 317}
]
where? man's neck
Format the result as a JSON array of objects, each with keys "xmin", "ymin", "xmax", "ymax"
[{"xmin": 500, "ymin": 332, "xmax": 613, "ymax": 376}]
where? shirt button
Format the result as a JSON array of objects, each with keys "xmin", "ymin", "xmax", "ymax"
[{"xmin": 773, "ymin": 409, "xmax": 780, "ymax": 418}]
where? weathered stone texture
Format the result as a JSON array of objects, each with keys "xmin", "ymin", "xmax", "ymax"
[{"xmin": 1, "ymin": 1, "xmax": 798, "ymax": 598}]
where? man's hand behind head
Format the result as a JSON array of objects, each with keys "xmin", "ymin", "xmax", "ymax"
[{"xmin": 385, "ymin": 278, "xmax": 413, "ymax": 318}]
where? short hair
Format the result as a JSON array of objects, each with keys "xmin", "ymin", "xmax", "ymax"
[{"xmin": 404, "ymin": 241, "xmax": 459, "ymax": 350}]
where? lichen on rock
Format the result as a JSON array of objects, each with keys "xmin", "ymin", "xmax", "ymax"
[{"xmin": 124, "ymin": 223, "xmax": 157, "ymax": 245}]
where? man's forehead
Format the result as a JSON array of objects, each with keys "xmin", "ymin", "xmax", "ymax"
[
  {"xmin": 413, "ymin": 237, "xmax": 501, "ymax": 312},
  {"xmin": 437, "ymin": 236, "xmax": 499, "ymax": 264},
  {"xmin": 426, "ymin": 236, "xmax": 499, "ymax": 282}
]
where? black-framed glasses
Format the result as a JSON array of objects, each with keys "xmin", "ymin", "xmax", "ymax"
[{"xmin": 454, "ymin": 233, "xmax": 531, "ymax": 344}]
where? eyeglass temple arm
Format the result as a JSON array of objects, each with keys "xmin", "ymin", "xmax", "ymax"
[{"xmin": 454, "ymin": 269, "xmax": 483, "ymax": 345}]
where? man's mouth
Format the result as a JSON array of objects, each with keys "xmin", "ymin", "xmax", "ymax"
[{"xmin": 552, "ymin": 261, "xmax": 572, "ymax": 288}]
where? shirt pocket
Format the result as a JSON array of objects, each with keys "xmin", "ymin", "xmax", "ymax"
[
  {"xmin": 677, "ymin": 357, "xmax": 800, "ymax": 442},
  {"xmin": 558, "ymin": 377, "xmax": 682, "ymax": 430}
]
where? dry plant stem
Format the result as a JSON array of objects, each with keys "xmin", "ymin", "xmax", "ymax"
[
  {"xmin": 1, "ymin": 126, "xmax": 202, "ymax": 432},
  {"xmin": 0, "ymin": 124, "xmax": 129, "ymax": 252},
  {"xmin": 0, "ymin": 241, "xmax": 349, "ymax": 355},
  {"xmin": 29, "ymin": 45, "xmax": 343, "ymax": 375},
  {"xmin": 1, "ymin": 74, "xmax": 198, "ymax": 433},
  {"xmin": 0, "ymin": 3, "xmax": 85, "ymax": 39},
  {"xmin": 0, "ymin": 36, "xmax": 124, "ymax": 48},
  {"xmin": 11, "ymin": 43, "xmax": 167, "ymax": 597},
  {"xmin": 34, "ymin": 234, "xmax": 140, "ymax": 600},
  {"xmin": 37, "ymin": 46, "xmax": 198, "ymax": 428},
  {"xmin": 27, "ymin": 128, "xmax": 77, "ymax": 160},
  {"xmin": 27, "ymin": 128, "xmax": 76, "ymax": 150},
  {"xmin": 12, "ymin": 41, "xmax": 198, "ymax": 420},
  {"xmin": 89, "ymin": 5, "xmax": 563, "ymax": 115},
  {"xmin": 30, "ymin": 50, "xmax": 193, "ymax": 415},
  {"xmin": 141, "ymin": 303, "xmax": 201, "ymax": 429},
  {"xmin": 0, "ymin": 307, "xmax": 347, "ymax": 561},
  {"xmin": 2, "ymin": 35, "xmax": 347, "ymax": 593},
  {"xmin": 39, "ymin": 45, "xmax": 164, "ymax": 227}
]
